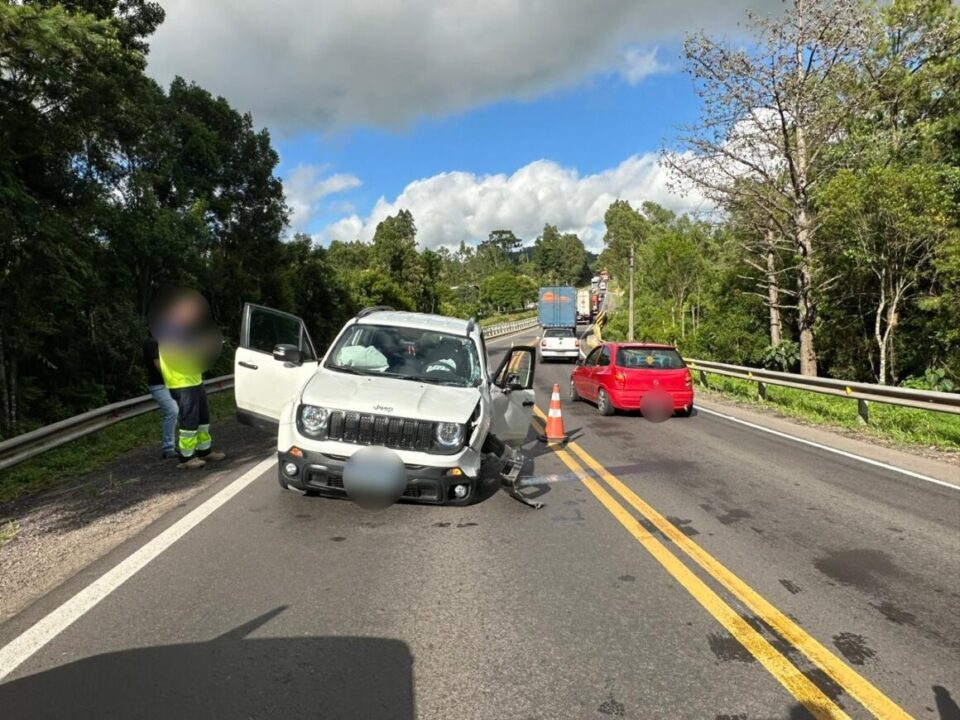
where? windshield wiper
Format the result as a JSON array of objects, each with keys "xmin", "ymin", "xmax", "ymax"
[
  {"xmin": 386, "ymin": 372, "xmax": 464, "ymax": 387},
  {"xmin": 326, "ymin": 364, "xmax": 369, "ymax": 376}
]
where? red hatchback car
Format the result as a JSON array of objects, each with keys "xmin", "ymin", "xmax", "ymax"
[{"xmin": 570, "ymin": 343, "xmax": 694, "ymax": 416}]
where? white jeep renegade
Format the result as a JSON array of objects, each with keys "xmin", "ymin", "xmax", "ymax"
[{"xmin": 234, "ymin": 304, "xmax": 538, "ymax": 505}]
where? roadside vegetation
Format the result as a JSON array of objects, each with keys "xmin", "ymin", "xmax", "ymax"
[
  {"xmin": 698, "ymin": 375, "xmax": 960, "ymax": 453},
  {"xmin": 598, "ymin": 0, "xmax": 958, "ymax": 395},
  {"xmin": 0, "ymin": 394, "xmax": 236, "ymax": 507}
]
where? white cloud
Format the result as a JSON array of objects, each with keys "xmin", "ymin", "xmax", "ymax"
[
  {"xmin": 284, "ymin": 164, "xmax": 361, "ymax": 232},
  {"xmin": 148, "ymin": 0, "xmax": 780, "ymax": 131},
  {"xmin": 318, "ymin": 154, "xmax": 712, "ymax": 252},
  {"xmin": 620, "ymin": 47, "xmax": 671, "ymax": 85}
]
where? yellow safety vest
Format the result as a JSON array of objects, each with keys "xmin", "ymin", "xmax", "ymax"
[{"xmin": 159, "ymin": 348, "xmax": 202, "ymax": 389}]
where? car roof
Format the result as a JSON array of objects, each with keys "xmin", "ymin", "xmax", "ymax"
[
  {"xmin": 609, "ymin": 342, "xmax": 678, "ymax": 350},
  {"xmin": 356, "ymin": 311, "xmax": 471, "ymax": 335}
]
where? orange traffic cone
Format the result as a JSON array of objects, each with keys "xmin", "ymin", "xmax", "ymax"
[{"xmin": 539, "ymin": 384, "xmax": 568, "ymax": 445}]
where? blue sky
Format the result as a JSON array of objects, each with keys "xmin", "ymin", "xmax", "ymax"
[
  {"xmin": 274, "ymin": 62, "xmax": 700, "ymax": 240},
  {"xmin": 147, "ymin": 1, "xmax": 770, "ymax": 250}
]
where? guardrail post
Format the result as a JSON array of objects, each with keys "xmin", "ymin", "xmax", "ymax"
[
  {"xmin": 699, "ymin": 369, "xmax": 708, "ymax": 388},
  {"xmin": 857, "ymin": 398, "xmax": 869, "ymax": 425},
  {"xmin": 758, "ymin": 381, "xmax": 767, "ymax": 401}
]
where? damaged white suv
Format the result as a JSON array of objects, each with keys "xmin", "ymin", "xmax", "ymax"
[{"xmin": 234, "ymin": 304, "xmax": 538, "ymax": 505}]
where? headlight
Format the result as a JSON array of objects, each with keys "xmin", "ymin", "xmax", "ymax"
[
  {"xmin": 434, "ymin": 422, "xmax": 465, "ymax": 449},
  {"xmin": 300, "ymin": 405, "xmax": 330, "ymax": 436}
]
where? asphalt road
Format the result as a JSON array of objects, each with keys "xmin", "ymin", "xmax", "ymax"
[{"xmin": 0, "ymin": 327, "xmax": 957, "ymax": 719}]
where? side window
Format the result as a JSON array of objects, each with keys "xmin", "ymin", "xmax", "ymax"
[
  {"xmin": 598, "ymin": 347, "xmax": 611, "ymax": 367},
  {"xmin": 586, "ymin": 348, "xmax": 602, "ymax": 367},
  {"xmin": 243, "ymin": 305, "xmax": 316, "ymax": 359}
]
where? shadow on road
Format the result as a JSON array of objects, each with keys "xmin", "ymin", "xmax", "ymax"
[
  {"xmin": 935, "ymin": 686, "xmax": 960, "ymax": 720},
  {"xmin": 0, "ymin": 607, "xmax": 415, "ymax": 720}
]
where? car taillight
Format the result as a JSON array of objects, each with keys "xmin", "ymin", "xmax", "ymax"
[
  {"xmin": 685, "ymin": 371, "xmax": 693, "ymax": 387},
  {"xmin": 575, "ymin": 339, "xmax": 580, "ymax": 348},
  {"xmin": 614, "ymin": 369, "xmax": 626, "ymax": 386}
]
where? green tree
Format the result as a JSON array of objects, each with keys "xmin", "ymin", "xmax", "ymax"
[{"xmin": 533, "ymin": 225, "xmax": 588, "ymax": 286}]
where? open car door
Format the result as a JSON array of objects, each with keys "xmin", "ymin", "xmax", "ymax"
[
  {"xmin": 235, "ymin": 304, "xmax": 318, "ymax": 431},
  {"xmin": 490, "ymin": 346, "xmax": 537, "ymax": 445}
]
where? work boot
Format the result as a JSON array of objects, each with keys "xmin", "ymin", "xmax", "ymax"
[
  {"xmin": 204, "ymin": 451, "xmax": 226, "ymax": 462},
  {"xmin": 177, "ymin": 457, "xmax": 206, "ymax": 470}
]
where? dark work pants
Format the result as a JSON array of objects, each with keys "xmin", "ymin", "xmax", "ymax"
[{"xmin": 169, "ymin": 386, "xmax": 211, "ymax": 460}]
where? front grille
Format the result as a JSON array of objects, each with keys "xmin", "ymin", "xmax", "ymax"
[{"xmin": 326, "ymin": 411, "xmax": 436, "ymax": 452}]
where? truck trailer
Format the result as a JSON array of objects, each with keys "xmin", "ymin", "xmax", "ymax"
[{"xmin": 538, "ymin": 286, "xmax": 576, "ymax": 329}]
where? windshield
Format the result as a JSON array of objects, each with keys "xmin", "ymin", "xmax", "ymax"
[
  {"xmin": 325, "ymin": 323, "xmax": 482, "ymax": 387},
  {"xmin": 617, "ymin": 347, "xmax": 686, "ymax": 370},
  {"xmin": 543, "ymin": 327, "xmax": 575, "ymax": 338}
]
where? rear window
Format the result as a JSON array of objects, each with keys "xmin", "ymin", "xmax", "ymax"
[
  {"xmin": 543, "ymin": 327, "xmax": 575, "ymax": 338},
  {"xmin": 617, "ymin": 348, "xmax": 686, "ymax": 370}
]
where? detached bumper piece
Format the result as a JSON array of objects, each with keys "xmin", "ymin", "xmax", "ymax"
[
  {"xmin": 279, "ymin": 449, "xmax": 474, "ymax": 506},
  {"xmin": 498, "ymin": 444, "xmax": 542, "ymax": 510}
]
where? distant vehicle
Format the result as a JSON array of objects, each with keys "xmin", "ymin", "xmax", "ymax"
[
  {"xmin": 539, "ymin": 326, "xmax": 580, "ymax": 362},
  {"xmin": 570, "ymin": 343, "xmax": 694, "ymax": 417},
  {"xmin": 575, "ymin": 288, "xmax": 592, "ymax": 322},
  {"xmin": 538, "ymin": 286, "xmax": 576, "ymax": 329}
]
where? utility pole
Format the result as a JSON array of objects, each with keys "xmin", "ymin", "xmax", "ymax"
[{"xmin": 628, "ymin": 243, "xmax": 635, "ymax": 342}]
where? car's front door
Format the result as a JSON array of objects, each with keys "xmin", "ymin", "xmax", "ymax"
[
  {"xmin": 580, "ymin": 347, "xmax": 602, "ymax": 400},
  {"xmin": 235, "ymin": 303, "xmax": 318, "ymax": 430},
  {"xmin": 490, "ymin": 346, "xmax": 537, "ymax": 445}
]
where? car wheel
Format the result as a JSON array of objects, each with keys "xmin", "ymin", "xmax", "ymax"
[
  {"xmin": 597, "ymin": 388, "xmax": 615, "ymax": 416},
  {"xmin": 570, "ymin": 379, "xmax": 580, "ymax": 401}
]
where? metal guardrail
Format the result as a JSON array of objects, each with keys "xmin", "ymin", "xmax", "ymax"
[
  {"xmin": 687, "ymin": 359, "xmax": 960, "ymax": 423},
  {"xmin": 481, "ymin": 317, "xmax": 539, "ymax": 338},
  {"xmin": 0, "ymin": 318, "xmax": 542, "ymax": 471},
  {"xmin": 0, "ymin": 376, "xmax": 235, "ymax": 472}
]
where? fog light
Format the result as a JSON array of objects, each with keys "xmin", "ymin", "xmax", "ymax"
[
  {"xmin": 453, "ymin": 484, "xmax": 469, "ymax": 499},
  {"xmin": 283, "ymin": 462, "xmax": 299, "ymax": 477}
]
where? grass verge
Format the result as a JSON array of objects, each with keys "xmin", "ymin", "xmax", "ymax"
[
  {"xmin": 0, "ymin": 391, "xmax": 237, "ymax": 507},
  {"xmin": 699, "ymin": 374, "xmax": 960, "ymax": 453},
  {"xmin": 0, "ymin": 520, "xmax": 19, "ymax": 546}
]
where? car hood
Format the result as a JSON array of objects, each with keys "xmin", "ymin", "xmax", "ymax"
[{"xmin": 301, "ymin": 370, "xmax": 479, "ymax": 424}]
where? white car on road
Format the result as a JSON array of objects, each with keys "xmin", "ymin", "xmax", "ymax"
[
  {"xmin": 234, "ymin": 304, "xmax": 538, "ymax": 505},
  {"xmin": 539, "ymin": 326, "xmax": 580, "ymax": 362}
]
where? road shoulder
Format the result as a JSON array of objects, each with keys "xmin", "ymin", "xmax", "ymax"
[
  {"xmin": 695, "ymin": 394, "xmax": 959, "ymax": 486},
  {"xmin": 0, "ymin": 420, "xmax": 273, "ymax": 624}
]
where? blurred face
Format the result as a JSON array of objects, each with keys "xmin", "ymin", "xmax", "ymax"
[{"xmin": 149, "ymin": 288, "xmax": 223, "ymax": 375}]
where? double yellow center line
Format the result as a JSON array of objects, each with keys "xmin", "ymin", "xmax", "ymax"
[{"xmin": 531, "ymin": 408, "xmax": 911, "ymax": 720}]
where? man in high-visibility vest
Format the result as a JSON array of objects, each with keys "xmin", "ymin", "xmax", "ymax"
[{"xmin": 152, "ymin": 289, "xmax": 225, "ymax": 470}]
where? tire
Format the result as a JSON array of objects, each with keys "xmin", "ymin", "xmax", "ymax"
[
  {"xmin": 570, "ymin": 379, "xmax": 580, "ymax": 401},
  {"xmin": 597, "ymin": 388, "xmax": 615, "ymax": 416},
  {"xmin": 678, "ymin": 405, "xmax": 694, "ymax": 418}
]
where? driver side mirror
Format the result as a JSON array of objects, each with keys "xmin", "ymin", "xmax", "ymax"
[
  {"xmin": 273, "ymin": 343, "xmax": 302, "ymax": 365},
  {"xmin": 493, "ymin": 346, "xmax": 536, "ymax": 390}
]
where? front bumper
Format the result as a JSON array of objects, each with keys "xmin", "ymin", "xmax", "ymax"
[{"xmin": 278, "ymin": 447, "xmax": 481, "ymax": 505}]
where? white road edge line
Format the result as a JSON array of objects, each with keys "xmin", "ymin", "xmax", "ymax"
[
  {"xmin": 695, "ymin": 405, "xmax": 959, "ymax": 491},
  {"xmin": 0, "ymin": 455, "xmax": 277, "ymax": 682}
]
